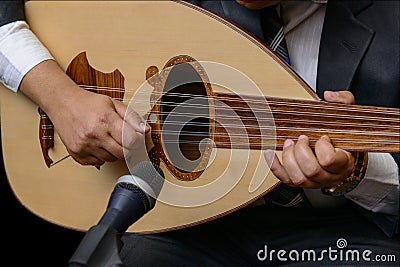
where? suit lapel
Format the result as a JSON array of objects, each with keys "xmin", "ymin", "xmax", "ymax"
[
  {"xmin": 216, "ymin": 0, "xmax": 375, "ymax": 99},
  {"xmin": 316, "ymin": 1, "xmax": 374, "ymax": 98}
]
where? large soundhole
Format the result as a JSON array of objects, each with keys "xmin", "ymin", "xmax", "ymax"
[{"xmin": 160, "ymin": 62, "xmax": 210, "ymax": 174}]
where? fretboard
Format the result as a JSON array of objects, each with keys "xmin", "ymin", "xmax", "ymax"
[{"xmin": 212, "ymin": 92, "xmax": 400, "ymax": 153}]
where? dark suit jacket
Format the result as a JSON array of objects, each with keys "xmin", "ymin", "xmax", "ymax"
[
  {"xmin": 1, "ymin": 0, "xmax": 399, "ymax": 236},
  {"xmin": 188, "ymin": 0, "xmax": 400, "ymax": 237}
]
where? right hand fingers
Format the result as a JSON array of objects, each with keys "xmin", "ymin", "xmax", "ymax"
[
  {"xmin": 54, "ymin": 92, "xmax": 148, "ymax": 165},
  {"xmin": 113, "ymin": 99, "xmax": 149, "ymax": 133},
  {"xmin": 111, "ymin": 99, "xmax": 149, "ymax": 150}
]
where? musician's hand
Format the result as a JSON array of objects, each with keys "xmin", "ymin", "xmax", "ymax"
[
  {"xmin": 263, "ymin": 90, "xmax": 356, "ymax": 188},
  {"xmin": 323, "ymin": 90, "xmax": 355, "ymax": 105},
  {"xmin": 20, "ymin": 60, "xmax": 148, "ymax": 167},
  {"xmin": 50, "ymin": 90, "xmax": 148, "ymax": 167}
]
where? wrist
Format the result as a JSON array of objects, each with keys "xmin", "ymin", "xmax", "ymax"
[
  {"xmin": 20, "ymin": 59, "xmax": 82, "ymax": 115},
  {"xmin": 322, "ymin": 152, "xmax": 368, "ymax": 196}
]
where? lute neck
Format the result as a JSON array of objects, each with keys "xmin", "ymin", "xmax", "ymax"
[{"xmin": 212, "ymin": 92, "xmax": 400, "ymax": 153}]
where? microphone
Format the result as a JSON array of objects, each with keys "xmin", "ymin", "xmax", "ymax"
[
  {"xmin": 69, "ymin": 161, "xmax": 165, "ymax": 267},
  {"xmin": 98, "ymin": 161, "xmax": 165, "ymax": 233}
]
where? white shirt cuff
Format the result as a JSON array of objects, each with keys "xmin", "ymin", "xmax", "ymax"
[
  {"xmin": 0, "ymin": 21, "xmax": 54, "ymax": 92},
  {"xmin": 345, "ymin": 153, "xmax": 400, "ymax": 215}
]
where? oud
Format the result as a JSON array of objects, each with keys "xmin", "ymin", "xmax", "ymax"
[{"xmin": 1, "ymin": 1, "xmax": 398, "ymax": 234}]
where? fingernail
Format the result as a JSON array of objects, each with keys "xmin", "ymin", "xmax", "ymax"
[
  {"xmin": 298, "ymin": 135, "xmax": 308, "ymax": 141},
  {"xmin": 326, "ymin": 91, "xmax": 339, "ymax": 98},
  {"xmin": 321, "ymin": 135, "xmax": 331, "ymax": 142},
  {"xmin": 283, "ymin": 139, "xmax": 294, "ymax": 149},
  {"xmin": 264, "ymin": 150, "xmax": 274, "ymax": 166}
]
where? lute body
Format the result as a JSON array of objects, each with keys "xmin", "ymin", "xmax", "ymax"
[{"xmin": 0, "ymin": 1, "xmax": 398, "ymax": 233}]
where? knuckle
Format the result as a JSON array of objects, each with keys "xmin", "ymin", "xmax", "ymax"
[
  {"xmin": 291, "ymin": 180, "xmax": 304, "ymax": 187},
  {"xmin": 84, "ymin": 129, "xmax": 98, "ymax": 140},
  {"xmin": 68, "ymin": 142, "xmax": 84, "ymax": 155},
  {"xmin": 319, "ymin": 155, "xmax": 336, "ymax": 168},
  {"xmin": 82, "ymin": 122, "xmax": 101, "ymax": 140},
  {"xmin": 98, "ymin": 115, "xmax": 108, "ymax": 125},
  {"xmin": 303, "ymin": 165, "xmax": 321, "ymax": 178},
  {"xmin": 291, "ymin": 175, "xmax": 306, "ymax": 186}
]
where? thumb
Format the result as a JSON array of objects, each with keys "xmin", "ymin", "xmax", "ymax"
[
  {"xmin": 324, "ymin": 90, "xmax": 355, "ymax": 105},
  {"xmin": 112, "ymin": 99, "xmax": 149, "ymax": 133}
]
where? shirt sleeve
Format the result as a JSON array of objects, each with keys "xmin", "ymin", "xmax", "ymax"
[
  {"xmin": 0, "ymin": 21, "xmax": 54, "ymax": 92},
  {"xmin": 345, "ymin": 153, "xmax": 400, "ymax": 216}
]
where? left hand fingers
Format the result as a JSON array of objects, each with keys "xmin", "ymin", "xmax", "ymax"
[
  {"xmin": 314, "ymin": 135, "xmax": 354, "ymax": 177},
  {"xmin": 294, "ymin": 135, "xmax": 333, "ymax": 185},
  {"xmin": 265, "ymin": 135, "xmax": 355, "ymax": 188},
  {"xmin": 323, "ymin": 90, "xmax": 355, "ymax": 104},
  {"xmin": 294, "ymin": 135, "xmax": 351, "ymax": 186},
  {"xmin": 264, "ymin": 139, "xmax": 321, "ymax": 188},
  {"xmin": 282, "ymin": 139, "xmax": 322, "ymax": 188}
]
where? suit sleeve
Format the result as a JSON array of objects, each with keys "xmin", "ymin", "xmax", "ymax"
[{"xmin": 0, "ymin": 1, "xmax": 25, "ymax": 26}]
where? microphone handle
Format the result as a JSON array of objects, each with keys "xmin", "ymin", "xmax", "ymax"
[
  {"xmin": 98, "ymin": 186, "xmax": 147, "ymax": 234},
  {"xmin": 68, "ymin": 224, "xmax": 125, "ymax": 267},
  {"xmin": 69, "ymin": 186, "xmax": 148, "ymax": 266}
]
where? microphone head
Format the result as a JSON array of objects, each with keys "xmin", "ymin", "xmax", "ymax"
[
  {"xmin": 116, "ymin": 161, "xmax": 165, "ymax": 210},
  {"xmin": 130, "ymin": 161, "xmax": 164, "ymax": 191}
]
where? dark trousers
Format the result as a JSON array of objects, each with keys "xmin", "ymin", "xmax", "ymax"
[{"xmin": 120, "ymin": 205, "xmax": 400, "ymax": 266}]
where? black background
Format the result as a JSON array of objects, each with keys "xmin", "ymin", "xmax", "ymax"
[{"xmin": 0, "ymin": 134, "xmax": 84, "ymax": 266}]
